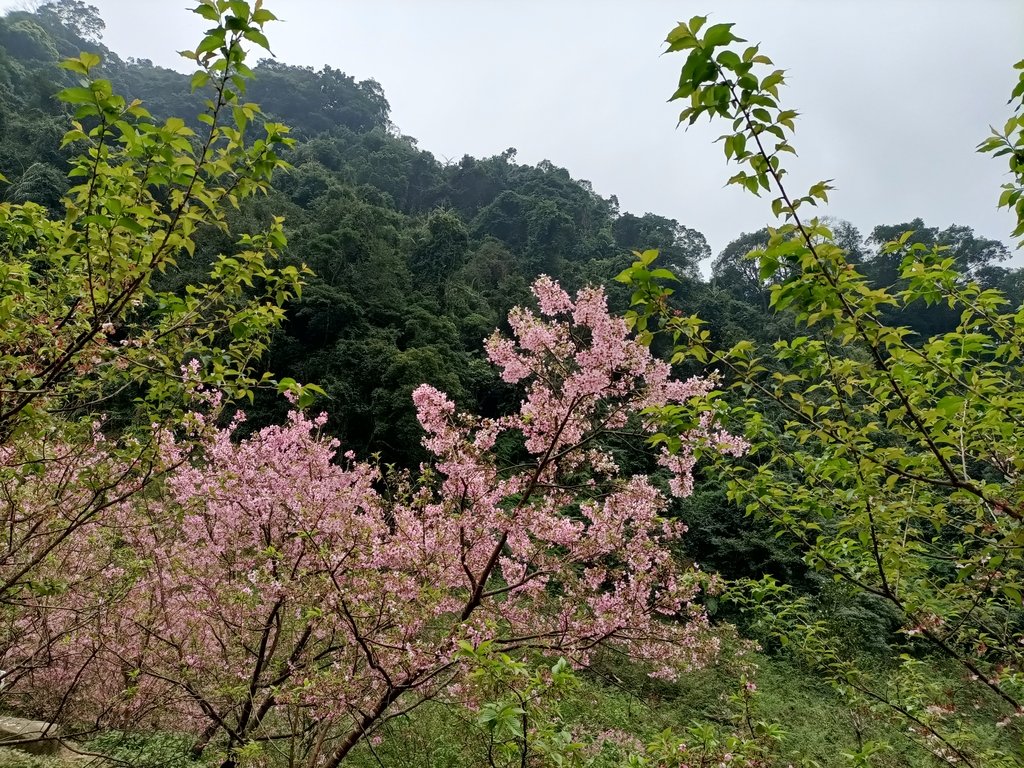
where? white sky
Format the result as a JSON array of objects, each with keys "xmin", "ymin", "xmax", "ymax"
[{"xmin": 14, "ymin": 1, "xmax": 1024, "ymax": 262}]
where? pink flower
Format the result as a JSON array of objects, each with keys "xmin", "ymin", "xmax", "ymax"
[{"xmin": 11, "ymin": 276, "xmax": 735, "ymax": 763}]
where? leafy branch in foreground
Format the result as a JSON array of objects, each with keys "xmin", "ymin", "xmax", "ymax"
[
  {"xmin": 0, "ymin": 0, "xmax": 323, "ymax": 737},
  {"xmin": 979, "ymin": 58, "xmax": 1024, "ymax": 246},
  {"xmin": 616, "ymin": 15, "xmax": 1024, "ymax": 767},
  {"xmin": 0, "ymin": 0, "xmax": 313, "ymax": 446}
]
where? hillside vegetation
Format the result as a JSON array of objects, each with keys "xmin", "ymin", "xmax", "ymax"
[{"xmin": 0, "ymin": 3, "xmax": 1021, "ymax": 767}]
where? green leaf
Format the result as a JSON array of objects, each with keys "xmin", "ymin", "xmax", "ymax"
[
  {"xmin": 702, "ymin": 23, "xmax": 739, "ymax": 48},
  {"xmin": 191, "ymin": 71, "xmax": 211, "ymax": 92},
  {"xmin": 935, "ymin": 395, "xmax": 964, "ymax": 417},
  {"xmin": 193, "ymin": 3, "xmax": 221, "ymax": 21},
  {"xmin": 59, "ymin": 58, "xmax": 89, "ymax": 75},
  {"xmin": 761, "ymin": 70, "xmax": 785, "ymax": 91},
  {"xmin": 716, "ymin": 49, "xmax": 741, "ymax": 70},
  {"xmin": 57, "ymin": 87, "xmax": 96, "ymax": 105},
  {"xmin": 79, "ymin": 51, "xmax": 101, "ymax": 70},
  {"xmin": 197, "ymin": 30, "xmax": 227, "ymax": 55},
  {"xmin": 228, "ymin": 0, "xmax": 250, "ymax": 21},
  {"xmin": 243, "ymin": 28, "xmax": 271, "ymax": 51},
  {"xmin": 116, "ymin": 217, "xmax": 146, "ymax": 234},
  {"xmin": 649, "ymin": 268, "xmax": 680, "ymax": 281}
]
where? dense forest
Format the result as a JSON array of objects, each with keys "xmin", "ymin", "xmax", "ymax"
[{"xmin": 0, "ymin": 2, "xmax": 1022, "ymax": 767}]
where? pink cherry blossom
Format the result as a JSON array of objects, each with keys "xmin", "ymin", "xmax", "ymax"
[{"xmin": 10, "ymin": 277, "xmax": 745, "ymax": 767}]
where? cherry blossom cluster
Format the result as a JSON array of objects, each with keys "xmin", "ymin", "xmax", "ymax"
[{"xmin": 10, "ymin": 277, "xmax": 745, "ymax": 766}]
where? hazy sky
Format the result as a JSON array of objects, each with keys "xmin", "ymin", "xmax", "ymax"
[{"xmin": 22, "ymin": 1, "xmax": 1024, "ymax": 262}]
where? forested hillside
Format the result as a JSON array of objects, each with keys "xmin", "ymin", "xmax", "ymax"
[
  {"xmin": 4, "ymin": 1, "xmax": 1018, "ymax": 468},
  {"xmin": 0, "ymin": 3, "xmax": 1022, "ymax": 767}
]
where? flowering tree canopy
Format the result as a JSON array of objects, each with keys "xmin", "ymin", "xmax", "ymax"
[{"xmin": 11, "ymin": 277, "xmax": 744, "ymax": 767}]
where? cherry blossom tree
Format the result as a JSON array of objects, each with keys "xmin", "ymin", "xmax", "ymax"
[{"xmin": 16, "ymin": 277, "xmax": 745, "ymax": 767}]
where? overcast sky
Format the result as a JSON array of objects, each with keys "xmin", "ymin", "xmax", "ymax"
[{"xmin": 18, "ymin": 1, "xmax": 1024, "ymax": 263}]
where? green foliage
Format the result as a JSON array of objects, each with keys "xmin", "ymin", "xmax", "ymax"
[
  {"xmin": 978, "ymin": 58, "xmax": 1024, "ymax": 245},
  {"xmin": 2, "ymin": 5, "xmax": 1024, "ymax": 765},
  {"xmin": 0, "ymin": 18, "xmax": 58, "ymax": 61},
  {"xmin": 0, "ymin": 748, "xmax": 67, "ymax": 768},
  {"xmin": 671, "ymin": 485, "xmax": 809, "ymax": 588},
  {"xmin": 0, "ymin": 0, "xmax": 314, "ymax": 443},
  {"xmin": 341, "ymin": 644, "xmax": 936, "ymax": 768},
  {"xmin": 612, "ymin": 212, "xmax": 709, "ymax": 278},
  {"xmin": 411, "ymin": 207, "xmax": 469, "ymax": 289},
  {"xmin": 619, "ymin": 16, "xmax": 1024, "ymax": 766},
  {"xmin": 86, "ymin": 731, "xmax": 207, "ymax": 768},
  {"xmin": 711, "ymin": 228, "xmax": 772, "ymax": 305},
  {"xmin": 457, "ymin": 643, "xmax": 589, "ymax": 768},
  {"xmin": 245, "ymin": 60, "xmax": 391, "ymax": 136},
  {"xmin": 37, "ymin": 2, "xmax": 105, "ymax": 44}
]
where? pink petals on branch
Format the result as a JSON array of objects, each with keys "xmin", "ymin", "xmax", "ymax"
[{"xmin": 10, "ymin": 277, "xmax": 745, "ymax": 752}]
